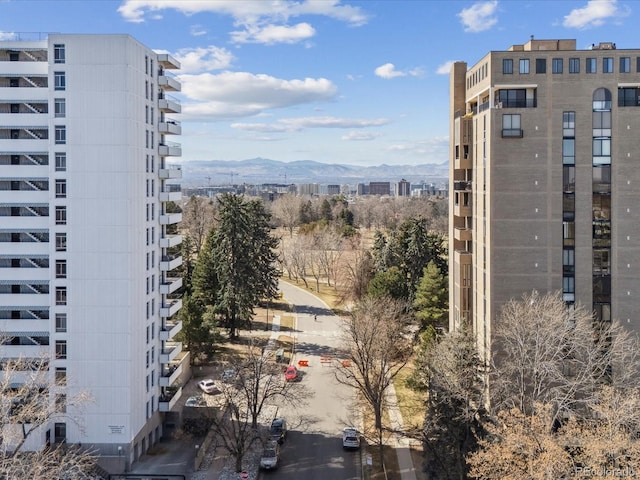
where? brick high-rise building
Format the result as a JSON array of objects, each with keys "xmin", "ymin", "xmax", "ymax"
[{"xmin": 449, "ymin": 38, "xmax": 640, "ymax": 365}]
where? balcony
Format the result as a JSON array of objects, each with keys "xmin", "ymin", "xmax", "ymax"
[
  {"xmin": 157, "ymin": 53, "xmax": 180, "ymax": 70},
  {"xmin": 0, "ymin": 63, "xmax": 47, "ymax": 76},
  {"xmin": 160, "ymin": 319, "xmax": 183, "ymax": 341},
  {"xmin": 3, "ymin": 216, "xmax": 48, "ymax": 230},
  {"xmin": 1, "ymin": 344, "xmax": 49, "ymax": 359},
  {"xmin": 453, "ymin": 181, "xmax": 472, "ymax": 191},
  {"xmin": 1, "ymin": 268, "xmax": 49, "ymax": 282},
  {"xmin": 158, "ymin": 71, "xmax": 181, "ymax": 92},
  {"xmin": 160, "ymin": 254, "xmax": 183, "ymax": 272},
  {"xmin": 454, "ymin": 250, "xmax": 472, "ymax": 266},
  {"xmin": 159, "ymin": 363, "xmax": 183, "ymax": 388},
  {"xmin": 158, "ymin": 142, "xmax": 182, "ymax": 157},
  {"xmin": 158, "ymin": 94, "xmax": 181, "ymax": 114},
  {"xmin": 454, "ymin": 227, "xmax": 473, "ymax": 242},
  {"xmin": 0, "ymin": 88, "xmax": 48, "ymax": 102},
  {"xmin": 0, "ymin": 139, "xmax": 47, "ymax": 152},
  {"xmin": 0, "ymin": 113, "xmax": 46, "ymax": 126},
  {"xmin": 160, "ymin": 342, "xmax": 182, "ymax": 364},
  {"xmin": 158, "ymin": 386, "xmax": 182, "ymax": 412},
  {"xmin": 159, "ymin": 212, "xmax": 182, "ymax": 225},
  {"xmin": 0, "ymin": 190, "xmax": 48, "ymax": 203},
  {"xmin": 454, "ymin": 203, "xmax": 472, "ymax": 218},
  {"xmin": 0, "ymin": 164, "xmax": 48, "ymax": 177},
  {"xmin": 158, "ymin": 120, "xmax": 181, "ymax": 135},
  {"xmin": 160, "ymin": 276, "xmax": 182, "ymax": 295},
  {"xmin": 159, "ymin": 233, "xmax": 182, "ymax": 249},
  {"xmin": 2, "ymin": 242, "xmax": 49, "ymax": 256},
  {"xmin": 158, "ymin": 164, "xmax": 182, "ymax": 179},
  {"xmin": 160, "ymin": 298, "xmax": 183, "ymax": 318},
  {"xmin": 159, "ymin": 185, "xmax": 181, "ymax": 202}
]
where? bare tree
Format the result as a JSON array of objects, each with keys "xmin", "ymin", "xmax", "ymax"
[
  {"xmin": 0, "ymin": 354, "xmax": 96, "ymax": 479},
  {"xmin": 271, "ymin": 194, "xmax": 303, "ymax": 237},
  {"xmin": 286, "ymin": 234, "xmax": 311, "ymax": 288},
  {"xmin": 181, "ymin": 195, "xmax": 215, "ymax": 253},
  {"xmin": 491, "ymin": 290, "xmax": 640, "ymax": 424},
  {"xmin": 334, "ymin": 295, "xmax": 412, "ymax": 460},
  {"xmin": 315, "ymin": 226, "xmax": 345, "ymax": 288},
  {"xmin": 337, "ymin": 247, "xmax": 375, "ymax": 304}
]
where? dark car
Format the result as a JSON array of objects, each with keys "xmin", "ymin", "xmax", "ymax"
[{"xmin": 270, "ymin": 418, "xmax": 287, "ymax": 444}]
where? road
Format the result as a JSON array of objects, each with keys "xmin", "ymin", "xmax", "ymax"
[{"xmin": 265, "ymin": 281, "xmax": 360, "ymax": 480}]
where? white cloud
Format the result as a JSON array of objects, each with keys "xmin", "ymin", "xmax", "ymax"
[
  {"xmin": 458, "ymin": 0, "xmax": 498, "ymax": 33},
  {"xmin": 179, "ymin": 72, "xmax": 338, "ymax": 121},
  {"xmin": 342, "ymin": 131, "xmax": 381, "ymax": 141},
  {"xmin": 436, "ymin": 61, "xmax": 455, "ymax": 75},
  {"xmin": 374, "ymin": 63, "xmax": 423, "ymax": 79},
  {"xmin": 174, "ymin": 46, "xmax": 234, "ymax": 73},
  {"xmin": 231, "ymin": 22, "xmax": 315, "ymax": 44},
  {"xmin": 563, "ymin": 0, "xmax": 628, "ymax": 29},
  {"xmin": 387, "ymin": 136, "xmax": 449, "ymax": 157},
  {"xmin": 190, "ymin": 24, "xmax": 207, "ymax": 36},
  {"xmin": 117, "ymin": 0, "xmax": 369, "ymax": 44},
  {"xmin": 232, "ymin": 116, "xmax": 389, "ymax": 132}
]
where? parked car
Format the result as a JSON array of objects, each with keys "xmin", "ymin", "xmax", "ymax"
[
  {"xmin": 284, "ymin": 365, "xmax": 298, "ymax": 382},
  {"xmin": 270, "ymin": 418, "xmax": 287, "ymax": 444},
  {"xmin": 185, "ymin": 396, "xmax": 206, "ymax": 408},
  {"xmin": 259, "ymin": 441, "xmax": 280, "ymax": 470},
  {"xmin": 198, "ymin": 379, "xmax": 221, "ymax": 395},
  {"xmin": 342, "ymin": 427, "xmax": 360, "ymax": 450}
]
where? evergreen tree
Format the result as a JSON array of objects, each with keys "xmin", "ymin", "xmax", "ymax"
[
  {"xmin": 413, "ymin": 261, "xmax": 448, "ymax": 332},
  {"xmin": 205, "ymin": 193, "xmax": 280, "ymax": 339}
]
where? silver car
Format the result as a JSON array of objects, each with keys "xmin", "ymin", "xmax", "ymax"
[{"xmin": 259, "ymin": 441, "xmax": 280, "ymax": 470}]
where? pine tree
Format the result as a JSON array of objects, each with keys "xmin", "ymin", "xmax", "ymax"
[{"xmin": 413, "ymin": 260, "xmax": 448, "ymax": 332}]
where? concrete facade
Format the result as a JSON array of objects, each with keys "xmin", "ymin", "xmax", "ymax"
[
  {"xmin": 0, "ymin": 34, "xmax": 185, "ymax": 469},
  {"xmin": 449, "ymin": 38, "xmax": 640, "ymax": 364}
]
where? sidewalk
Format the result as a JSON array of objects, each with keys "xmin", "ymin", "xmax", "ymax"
[{"xmin": 385, "ymin": 381, "xmax": 418, "ymax": 480}]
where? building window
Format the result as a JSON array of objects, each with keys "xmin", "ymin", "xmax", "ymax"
[
  {"xmin": 54, "ymin": 423, "xmax": 66, "ymax": 444},
  {"xmin": 586, "ymin": 58, "xmax": 597, "ymax": 73},
  {"xmin": 563, "ymin": 221, "xmax": 575, "ymax": 246},
  {"xmin": 563, "ymin": 166, "xmax": 575, "ymax": 192},
  {"xmin": 563, "ymin": 193, "xmax": 575, "ymax": 221},
  {"xmin": 55, "ymin": 126, "xmax": 66, "ymax": 145},
  {"xmin": 55, "ymin": 179, "xmax": 66, "ymax": 198},
  {"xmin": 519, "ymin": 59, "xmax": 529, "ymax": 74},
  {"xmin": 55, "ymin": 340, "xmax": 67, "ymax": 359},
  {"xmin": 55, "ymin": 367, "xmax": 67, "ymax": 385},
  {"xmin": 55, "ymin": 206, "xmax": 67, "ymax": 225},
  {"xmin": 54, "ymin": 72, "xmax": 66, "ymax": 90},
  {"xmin": 54, "ymin": 44, "xmax": 65, "ymax": 64},
  {"xmin": 563, "ymin": 248, "xmax": 575, "ymax": 274},
  {"xmin": 563, "ymin": 276, "xmax": 575, "ymax": 294},
  {"xmin": 569, "ymin": 58, "xmax": 580, "ymax": 73},
  {"xmin": 145, "ymin": 81, "xmax": 149, "ymax": 99},
  {"xmin": 497, "ymin": 89, "xmax": 529, "ymax": 108},
  {"xmin": 620, "ymin": 57, "xmax": 631, "ymax": 73},
  {"xmin": 502, "ymin": 59, "xmax": 513, "ymax": 74},
  {"xmin": 593, "ymin": 138, "xmax": 611, "ymax": 165},
  {"xmin": 54, "ymin": 98, "xmax": 66, "ymax": 118},
  {"xmin": 502, "ymin": 114, "xmax": 522, "ymax": 137},
  {"xmin": 563, "ymin": 111, "xmax": 575, "ymax": 137},
  {"xmin": 603, "ymin": 57, "xmax": 614, "ymax": 73},
  {"xmin": 56, "ymin": 232, "xmax": 67, "ymax": 251},
  {"xmin": 55, "ymin": 394, "xmax": 67, "ymax": 413},
  {"xmin": 56, "ymin": 260, "xmax": 67, "ymax": 279},
  {"xmin": 594, "ymin": 303, "xmax": 611, "ymax": 323},
  {"xmin": 552, "ymin": 58, "xmax": 563, "ymax": 74},
  {"xmin": 618, "ymin": 87, "xmax": 640, "ymax": 107},
  {"xmin": 56, "ymin": 287, "xmax": 67, "ymax": 306},
  {"xmin": 56, "ymin": 313, "xmax": 67, "ymax": 332},
  {"xmin": 562, "ymin": 138, "xmax": 575, "ymax": 165},
  {"xmin": 535, "ymin": 58, "xmax": 546, "ymax": 74},
  {"xmin": 55, "ymin": 152, "xmax": 66, "ymax": 171}
]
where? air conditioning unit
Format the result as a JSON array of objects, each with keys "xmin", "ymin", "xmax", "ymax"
[{"xmin": 495, "ymin": 102, "xmax": 503, "ymax": 109}]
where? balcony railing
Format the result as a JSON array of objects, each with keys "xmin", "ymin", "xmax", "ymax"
[
  {"xmin": 157, "ymin": 53, "xmax": 180, "ymax": 70},
  {"xmin": 160, "ymin": 254, "xmax": 183, "ymax": 272},
  {"xmin": 159, "ymin": 363, "xmax": 183, "ymax": 387},
  {"xmin": 159, "ymin": 212, "xmax": 182, "ymax": 225},
  {"xmin": 158, "ymin": 93, "xmax": 181, "ymax": 114},
  {"xmin": 159, "ymin": 233, "xmax": 182, "ymax": 249},
  {"xmin": 158, "ymin": 70, "xmax": 181, "ymax": 92},
  {"xmin": 158, "ymin": 386, "xmax": 182, "ymax": 412},
  {"xmin": 158, "ymin": 163, "xmax": 182, "ymax": 179},
  {"xmin": 159, "ymin": 342, "xmax": 182, "ymax": 364},
  {"xmin": 158, "ymin": 142, "xmax": 182, "ymax": 157},
  {"xmin": 160, "ymin": 298, "xmax": 183, "ymax": 318},
  {"xmin": 158, "ymin": 120, "xmax": 181, "ymax": 135},
  {"xmin": 159, "ymin": 276, "xmax": 183, "ymax": 295},
  {"xmin": 160, "ymin": 319, "xmax": 183, "ymax": 341}
]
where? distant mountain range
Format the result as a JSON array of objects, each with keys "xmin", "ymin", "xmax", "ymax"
[{"xmin": 177, "ymin": 158, "xmax": 449, "ymax": 187}]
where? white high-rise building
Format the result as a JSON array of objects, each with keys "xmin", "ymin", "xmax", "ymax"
[{"xmin": 0, "ymin": 34, "xmax": 185, "ymax": 468}]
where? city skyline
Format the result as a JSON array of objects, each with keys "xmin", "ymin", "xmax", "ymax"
[{"xmin": 1, "ymin": 0, "xmax": 637, "ymax": 166}]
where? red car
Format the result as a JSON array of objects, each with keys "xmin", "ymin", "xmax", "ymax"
[{"xmin": 284, "ymin": 365, "xmax": 298, "ymax": 382}]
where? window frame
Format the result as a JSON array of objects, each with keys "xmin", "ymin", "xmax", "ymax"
[
  {"xmin": 55, "ymin": 313, "xmax": 67, "ymax": 333},
  {"xmin": 586, "ymin": 58, "xmax": 597, "ymax": 73},
  {"xmin": 55, "ymin": 206, "xmax": 67, "ymax": 225},
  {"xmin": 603, "ymin": 57, "xmax": 614, "ymax": 73},
  {"xmin": 55, "ymin": 286, "xmax": 67, "ymax": 306},
  {"xmin": 55, "ymin": 152, "xmax": 66, "ymax": 172},
  {"xmin": 535, "ymin": 58, "xmax": 547, "ymax": 74},
  {"xmin": 54, "ymin": 98, "xmax": 66, "ymax": 118},
  {"xmin": 569, "ymin": 58, "xmax": 580, "ymax": 73},
  {"xmin": 55, "ymin": 339, "xmax": 67, "ymax": 359},
  {"xmin": 55, "ymin": 179, "xmax": 66, "ymax": 198},
  {"xmin": 55, "ymin": 125, "xmax": 66, "ymax": 145},
  {"xmin": 519, "ymin": 59, "xmax": 529, "ymax": 74},
  {"xmin": 55, "ymin": 259, "xmax": 67, "ymax": 279},
  {"xmin": 54, "ymin": 71, "xmax": 66, "ymax": 91},
  {"xmin": 53, "ymin": 44, "xmax": 65, "ymax": 64},
  {"xmin": 503, "ymin": 58, "xmax": 514, "ymax": 74},
  {"xmin": 552, "ymin": 58, "xmax": 563, "ymax": 74},
  {"xmin": 620, "ymin": 56, "xmax": 631, "ymax": 73},
  {"xmin": 55, "ymin": 232, "xmax": 67, "ymax": 251}
]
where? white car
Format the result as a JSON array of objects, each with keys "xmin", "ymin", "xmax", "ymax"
[
  {"xmin": 198, "ymin": 379, "xmax": 220, "ymax": 395},
  {"xmin": 342, "ymin": 427, "xmax": 360, "ymax": 450},
  {"xmin": 259, "ymin": 441, "xmax": 280, "ymax": 470}
]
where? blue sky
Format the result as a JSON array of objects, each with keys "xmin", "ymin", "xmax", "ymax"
[{"xmin": 1, "ymin": 0, "xmax": 637, "ymax": 166}]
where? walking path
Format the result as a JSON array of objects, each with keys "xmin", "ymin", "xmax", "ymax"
[{"xmin": 385, "ymin": 382, "xmax": 417, "ymax": 480}]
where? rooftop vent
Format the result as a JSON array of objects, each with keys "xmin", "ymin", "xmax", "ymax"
[{"xmin": 591, "ymin": 42, "xmax": 616, "ymax": 50}]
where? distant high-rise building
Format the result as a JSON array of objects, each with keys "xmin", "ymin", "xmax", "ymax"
[
  {"xmin": 327, "ymin": 184, "xmax": 341, "ymax": 195},
  {"xmin": 0, "ymin": 34, "xmax": 184, "ymax": 468},
  {"xmin": 449, "ymin": 38, "xmax": 640, "ymax": 364},
  {"xmin": 397, "ymin": 178, "xmax": 410, "ymax": 196},
  {"xmin": 369, "ymin": 181, "xmax": 391, "ymax": 196}
]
